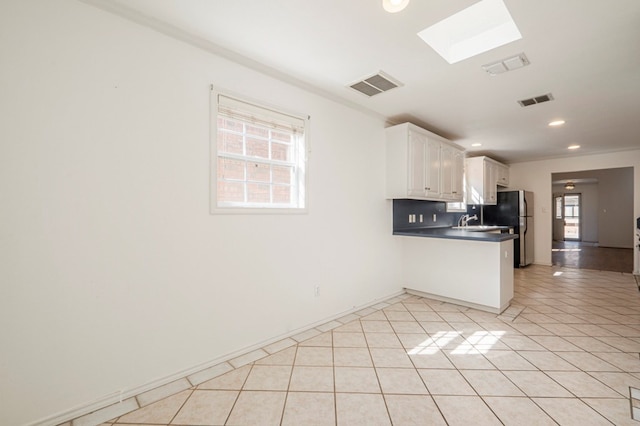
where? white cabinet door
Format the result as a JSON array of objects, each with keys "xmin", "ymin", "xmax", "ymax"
[
  {"xmin": 425, "ymin": 138, "xmax": 441, "ymax": 198},
  {"xmin": 497, "ymin": 163, "xmax": 509, "ymax": 187},
  {"xmin": 440, "ymin": 144, "xmax": 453, "ymax": 198},
  {"xmin": 407, "ymin": 131, "xmax": 427, "ymax": 197},
  {"xmin": 440, "ymin": 145, "xmax": 463, "ymax": 201},
  {"xmin": 485, "ymin": 160, "xmax": 498, "ymax": 204},
  {"xmin": 452, "ymin": 149, "xmax": 464, "ymax": 201},
  {"xmin": 465, "ymin": 156, "xmax": 504, "ymax": 205}
]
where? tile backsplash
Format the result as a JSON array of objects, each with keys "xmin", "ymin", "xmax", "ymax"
[{"xmin": 392, "ymin": 199, "xmax": 482, "ymax": 231}]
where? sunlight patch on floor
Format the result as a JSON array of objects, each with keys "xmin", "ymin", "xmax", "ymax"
[{"xmin": 408, "ymin": 331, "xmax": 505, "ymax": 356}]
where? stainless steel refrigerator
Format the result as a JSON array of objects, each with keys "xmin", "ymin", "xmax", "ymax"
[{"xmin": 483, "ymin": 190, "xmax": 534, "ymax": 268}]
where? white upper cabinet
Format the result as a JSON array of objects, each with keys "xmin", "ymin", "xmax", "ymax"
[
  {"xmin": 465, "ymin": 156, "xmax": 509, "ymax": 205},
  {"xmin": 441, "ymin": 145, "xmax": 464, "ymax": 200},
  {"xmin": 406, "ymin": 131, "xmax": 441, "ymax": 198},
  {"xmin": 386, "ymin": 123, "xmax": 464, "ymax": 202},
  {"xmin": 496, "ymin": 162, "xmax": 509, "ymax": 187}
]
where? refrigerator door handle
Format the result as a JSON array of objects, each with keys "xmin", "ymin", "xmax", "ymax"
[{"xmin": 519, "ymin": 216, "xmax": 527, "ymax": 267}]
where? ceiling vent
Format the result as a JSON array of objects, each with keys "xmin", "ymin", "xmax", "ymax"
[
  {"xmin": 518, "ymin": 93, "xmax": 554, "ymax": 107},
  {"xmin": 349, "ymin": 71, "xmax": 402, "ymax": 97},
  {"xmin": 482, "ymin": 53, "xmax": 530, "ymax": 76}
]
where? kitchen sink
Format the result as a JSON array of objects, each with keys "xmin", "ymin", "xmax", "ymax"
[{"xmin": 451, "ymin": 225, "xmax": 503, "ymax": 233}]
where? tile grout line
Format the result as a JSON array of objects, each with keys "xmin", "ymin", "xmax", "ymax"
[{"xmin": 70, "ymin": 266, "xmax": 640, "ymax": 425}]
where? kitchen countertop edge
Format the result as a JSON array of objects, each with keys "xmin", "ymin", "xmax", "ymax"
[{"xmin": 393, "ymin": 227, "xmax": 519, "ymax": 242}]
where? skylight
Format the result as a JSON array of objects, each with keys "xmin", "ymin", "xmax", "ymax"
[{"xmin": 417, "ymin": 0, "xmax": 522, "ymax": 64}]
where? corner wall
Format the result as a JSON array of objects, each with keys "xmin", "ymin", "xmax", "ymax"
[{"xmin": 0, "ymin": 1, "xmax": 402, "ymax": 424}]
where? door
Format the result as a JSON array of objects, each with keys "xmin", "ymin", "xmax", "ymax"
[
  {"xmin": 521, "ymin": 215, "xmax": 535, "ymax": 266},
  {"xmin": 563, "ymin": 194, "xmax": 581, "ymax": 240},
  {"xmin": 553, "ymin": 195, "xmax": 564, "ymax": 241}
]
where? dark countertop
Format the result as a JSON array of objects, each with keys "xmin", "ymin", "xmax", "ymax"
[{"xmin": 394, "ymin": 226, "xmax": 519, "ymax": 242}]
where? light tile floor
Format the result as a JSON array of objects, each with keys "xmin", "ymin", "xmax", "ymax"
[{"xmin": 91, "ymin": 265, "xmax": 640, "ymax": 425}]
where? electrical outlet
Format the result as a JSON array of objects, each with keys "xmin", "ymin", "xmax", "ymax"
[{"xmin": 314, "ymin": 285, "xmax": 320, "ymax": 297}]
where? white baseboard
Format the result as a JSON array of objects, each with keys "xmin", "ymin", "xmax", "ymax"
[{"xmin": 29, "ymin": 289, "xmax": 406, "ymax": 426}]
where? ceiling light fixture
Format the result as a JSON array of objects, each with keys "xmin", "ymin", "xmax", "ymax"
[
  {"xmin": 482, "ymin": 53, "xmax": 530, "ymax": 76},
  {"xmin": 383, "ymin": 0, "xmax": 410, "ymax": 13},
  {"xmin": 417, "ymin": 0, "xmax": 522, "ymax": 64},
  {"xmin": 568, "ymin": 144, "xmax": 580, "ymax": 150},
  {"xmin": 471, "ymin": 143, "xmax": 482, "ymax": 147},
  {"xmin": 548, "ymin": 120, "xmax": 566, "ymax": 127},
  {"xmin": 564, "ymin": 182, "xmax": 575, "ymax": 190}
]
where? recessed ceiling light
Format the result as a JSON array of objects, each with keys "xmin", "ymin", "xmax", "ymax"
[
  {"xmin": 471, "ymin": 143, "xmax": 482, "ymax": 147},
  {"xmin": 548, "ymin": 120, "xmax": 565, "ymax": 127},
  {"xmin": 567, "ymin": 145, "xmax": 580, "ymax": 150},
  {"xmin": 383, "ymin": 0, "xmax": 410, "ymax": 13},
  {"xmin": 417, "ymin": 0, "xmax": 522, "ymax": 64}
]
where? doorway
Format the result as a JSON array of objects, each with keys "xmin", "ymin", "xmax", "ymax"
[
  {"xmin": 551, "ymin": 167, "xmax": 634, "ymax": 273},
  {"xmin": 553, "ymin": 193, "xmax": 582, "ymax": 241},
  {"xmin": 562, "ymin": 194, "xmax": 581, "ymax": 240}
]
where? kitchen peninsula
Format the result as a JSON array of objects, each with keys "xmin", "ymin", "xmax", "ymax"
[
  {"xmin": 395, "ymin": 227, "xmax": 518, "ymax": 314},
  {"xmin": 385, "ymin": 122, "xmax": 518, "ymax": 314}
]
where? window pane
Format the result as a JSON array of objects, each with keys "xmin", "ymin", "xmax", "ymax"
[
  {"xmin": 218, "ymin": 181, "xmax": 244, "ymax": 202},
  {"xmin": 272, "ymin": 142, "xmax": 291, "ymax": 162},
  {"xmin": 218, "ymin": 158, "xmax": 245, "ymax": 180},
  {"xmin": 246, "ymin": 137, "xmax": 269, "ymax": 158},
  {"xmin": 246, "ymin": 123, "xmax": 269, "ymax": 138},
  {"xmin": 247, "ymin": 162, "xmax": 270, "ymax": 183},
  {"xmin": 273, "ymin": 185, "xmax": 291, "ymax": 203},
  {"xmin": 218, "ymin": 117, "xmax": 244, "ymax": 132},
  {"xmin": 272, "ymin": 165, "xmax": 292, "ymax": 184},
  {"xmin": 217, "ymin": 130, "xmax": 243, "ymax": 154},
  {"xmin": 272, "ymin": 130, "xmax": 292, "ymax": 143},
  {"xmin": 247, "ymin": 183, "xmax": 270, "ymax": 203}
]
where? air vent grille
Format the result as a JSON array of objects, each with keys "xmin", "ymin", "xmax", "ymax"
[
  {"xmin": 518, "ymin": 93, "xmax": 554, "ymax": 107},
  {"xmin": 349, "ymin": 71, "xmax": 401, "ymax": 97}
]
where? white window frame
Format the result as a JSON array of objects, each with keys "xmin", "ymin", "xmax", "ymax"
[{"xmin": 210, "ymin": 87, "xmax": 309, "ymax": 214}]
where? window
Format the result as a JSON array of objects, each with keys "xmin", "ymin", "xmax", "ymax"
[
  {"xmin": 211, "ymin": 89, "xmax": 307, "ymax": 213},
  {"xmin": 446, "ymin": 201, "xmax": 466, "ymax": 212},
  {"xmin": 555, "ymin": 196, "xmax": 563, "ymax": 219}
]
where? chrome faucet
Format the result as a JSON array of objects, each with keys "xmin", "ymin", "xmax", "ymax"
[{"xmin": 458, "ymin": 214, "xmax": 478, "ymax": 227}]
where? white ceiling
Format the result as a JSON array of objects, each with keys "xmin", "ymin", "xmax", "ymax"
[{"xmin": 86, "ymin": 0, "xmax": 640, "ymax": 163}]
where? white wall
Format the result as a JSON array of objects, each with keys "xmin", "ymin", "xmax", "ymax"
[
  {"xmin": 509, "ymin": 152, "xmax": 639, "ymax": 272},
  {"xmin": 0, "ymin": 1, "xmax": 402, "ymax": 425}
]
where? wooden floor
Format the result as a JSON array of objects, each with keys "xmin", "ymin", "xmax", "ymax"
[{"xmin": 552, "ymin": 240, "xmax": 634, "ymax": 273}]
